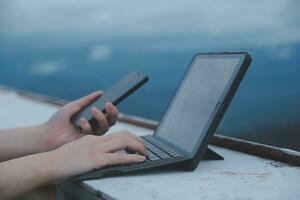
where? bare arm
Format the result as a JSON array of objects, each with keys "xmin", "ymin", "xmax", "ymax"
[
  {"xmin": 0, "ymin": 131, "xmax": 147, "ymax": 200},
  {"xmin": 0, "ymin": 91, "xmax": 118, "ymax": 162},
  {"xmin": 0, "ymin": 91, "xmax": 133, "ymax": 199},
  {"xmin": 0, "ymin": 151, "xmax": 53, "ymax": 200},
  {"xmin": 0, "ymin": 125, "xmax": 46, "ymax": 162}
]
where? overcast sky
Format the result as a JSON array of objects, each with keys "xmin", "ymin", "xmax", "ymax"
[{"xmin": 0, "ymin": 0, "xmax": 300, "ymax": 50}]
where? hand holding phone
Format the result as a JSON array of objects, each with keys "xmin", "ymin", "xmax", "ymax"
[{"xmin": 71, "ymin": 71, "xmax": 149, "ymax": 132}]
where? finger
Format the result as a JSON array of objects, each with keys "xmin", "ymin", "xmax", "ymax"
[
  {"xmin": 117, "ymin": 130, "xmax": 145, "ymax": 143},
  {"xmin": 105, "ymin": 102, "xmax": 118, "ymax": 126},
  {"xmin": 64, "ymin": 91, "xmax": 102, "ymax": 116},
  {"xmin": 101, "ymin": 135, "xmax": 147, "ymax": 156},
  {"xmin": 91, "ymin": 107, "xmax": 109, "ymax": 133},
  {"xmin": 76, "ymin": 91, "xmax": 102, "ymax": 108},
  {"xmin": 80, "ymin": 117, "xmax": 93, "ymax": 134},
  {"xmin": 102, "ymin": 130, "xmax": 145, "ymax": 144},
  {"xmin": 102, "ymin": 153, "xmax": 146, "ymax": 167}
]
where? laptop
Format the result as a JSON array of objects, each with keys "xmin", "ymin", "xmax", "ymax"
[{"xmin": 76, "ymin": 52, "xmax": 252, "ymax": 180}]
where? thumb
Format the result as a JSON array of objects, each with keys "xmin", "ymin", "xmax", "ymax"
[{"xmin": 64, "ymin": 91, "xmax": 102, "ymax": 116}]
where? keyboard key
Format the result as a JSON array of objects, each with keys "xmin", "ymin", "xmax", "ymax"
[
  {"xmin": 145, "ymin": 137, "xmax": 178, "ymax": 152},
  {"xmin": 156, "ymin": 153, "xmax": 171, "ymax": 159},
  {"xmin": 140, "ymin": 136, "xmax": 183, "ymax": 162},
  {"xmin": 147, "ymin": 151, "xmax": 161, "ymax": 161}
]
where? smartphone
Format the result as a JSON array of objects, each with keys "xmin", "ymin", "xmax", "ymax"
[{"xmin": 71, "ymin": 71, "xmax": 149, "ymax": 131}]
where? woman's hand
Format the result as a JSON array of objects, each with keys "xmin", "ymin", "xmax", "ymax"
[
  {"xmin": 47, "ymin": 130, "xmax": 147, "ymax": 182},
  {"xmin": 0, "ymin": 130, "xmax": 146, "ymax": 200},
  {"xmin": 42, "ymin": 91, "xmax": 119, "ymax": 151}
]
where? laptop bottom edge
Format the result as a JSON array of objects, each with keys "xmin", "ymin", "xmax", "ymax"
[{"xmin": 75, "ymin": 156, "xmax": 189, "ymax": 181}]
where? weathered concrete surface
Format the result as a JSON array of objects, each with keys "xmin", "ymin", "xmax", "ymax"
[{"xmin": 1, "ymin": 88, "xmax": 299, "ymax": 200}]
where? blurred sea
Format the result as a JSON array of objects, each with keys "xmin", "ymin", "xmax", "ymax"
[{"xmin": 0, "ymin": 43, "xmax": 299, "ymax": 150}]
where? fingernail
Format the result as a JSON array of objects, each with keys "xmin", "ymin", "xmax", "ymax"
[
  {"xmin": 138, "ymin": 156, "xmax": 146, "ymax": 161},
  {"xmin": 91, "ymin": 107, "xmax": 97, "ymax": 113},
  {"xmin": 106, "ymin": 102, "xmax": 113, "ymax": 108},
  {"xmin": 80, "ymin": 117, "xmax": 86, "ymax": 123}
]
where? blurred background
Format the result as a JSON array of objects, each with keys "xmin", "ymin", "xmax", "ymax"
[{"xmin": 0, "ymin": 0, "xmax": 299, "ymax": 151}]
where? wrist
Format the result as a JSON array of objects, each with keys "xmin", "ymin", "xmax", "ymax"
[
  {"xmin": 41, "ymin": 149, "xmax": 69, "ymax": 184},
  {"xmin": 43, "ymin": 141, "xmax": 94, "ymax": 183},
  {"xmin": 32, "ymin": 122, "xmax": 51, "ymax": 153},
  {"xmin": 36, "ymin": 121, "xmax": 62, "ymax": 152}
]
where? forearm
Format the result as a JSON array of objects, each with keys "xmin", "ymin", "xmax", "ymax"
[
  {"xmin": 0, "ymin": 124, "xmax": 47, "ymax": 162},
  {"xmin": 0, "ymin": 132, "xmax": 147, "ymax": 200},
  {"xmin": 0, "ymin": 152, "xmax": 56, "ymax": 200}
]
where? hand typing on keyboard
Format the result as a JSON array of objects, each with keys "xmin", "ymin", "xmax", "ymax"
[
  {"xmin": 46, "ymin": 130, "xmax": 148, "ymax": 180},
  {"xmin": 122, "ymin": 136, "xmax": 182, "ymax": 164}
]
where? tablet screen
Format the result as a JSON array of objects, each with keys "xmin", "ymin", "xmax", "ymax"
[{"xmin": 155, "ymin": 55, "xmax": 241, "ymax": 154}]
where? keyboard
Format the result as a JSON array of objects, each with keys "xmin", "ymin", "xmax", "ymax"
[{"xmin": 141, "ymin": 136, "xmax": 182, "ymax": 162}]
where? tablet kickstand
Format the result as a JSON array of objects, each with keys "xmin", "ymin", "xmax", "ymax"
[{"xmin": 202, "ymin": 148, "xmax": 224, "ymax": 160}]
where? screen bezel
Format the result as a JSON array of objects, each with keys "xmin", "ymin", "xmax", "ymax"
[{"xmin": 153, "ymin": 52, "xmax": 251, "ymax": 158}]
